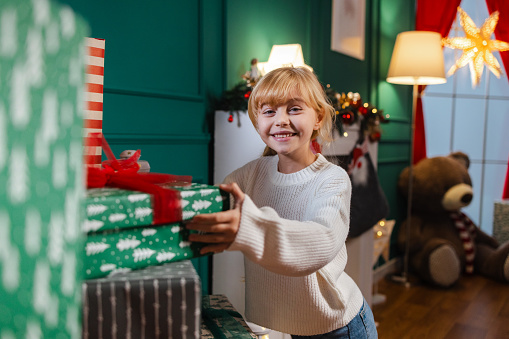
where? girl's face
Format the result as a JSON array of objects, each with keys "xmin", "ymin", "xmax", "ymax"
[{"xmin": 257, "ymin": 96, "xmax": 321, "ymax": 159}]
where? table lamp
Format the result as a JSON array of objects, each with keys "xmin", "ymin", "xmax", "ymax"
[{"xmin": 258, "ymin": 44, "xmax": 312, "ymax": 75}]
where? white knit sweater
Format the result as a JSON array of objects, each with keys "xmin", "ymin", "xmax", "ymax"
[{"xmin": 225, "ymin": 154, "xmax": 364, "ymax": 336}]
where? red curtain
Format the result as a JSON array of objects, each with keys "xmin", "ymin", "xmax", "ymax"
[
  {"xmin": 504, "ymin": 155, "xmax": 509, "ymax": 199},
  {"xmin": 414, "ymin": 0, "xmax": 462, "ymax": 164},
  {"xmin": 485, "ymin": 0, "xmax": 509, "ymax": 199},
  {"xmin": 486, "ymin": 0, "xmax": 509, "ymax": 76}
]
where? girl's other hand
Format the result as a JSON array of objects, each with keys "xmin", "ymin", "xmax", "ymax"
[{"xmin": 185, "ymin": 183, "xmax": 244, "ymax": 255}]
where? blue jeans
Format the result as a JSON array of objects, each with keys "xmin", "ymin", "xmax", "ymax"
[{"xmin": 291, "ymin": 299, "xmax": 378, "ymax": 339}]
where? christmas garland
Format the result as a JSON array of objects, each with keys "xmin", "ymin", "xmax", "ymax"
[
  {"xmin": 325, "ymin": 86, "xmax": 388, "ymax": 142},
  {"xmin": 213, "ymin": 82, "xmax": 252, "ymax": 122},
  {"xmin": 214, "ymin": 76, "xmax": 389, "ymax": 141}
]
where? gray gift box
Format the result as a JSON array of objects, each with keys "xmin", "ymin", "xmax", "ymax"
[{"xmin": 82, "ymin": 260, "xmax": 201, "ymax": 339}]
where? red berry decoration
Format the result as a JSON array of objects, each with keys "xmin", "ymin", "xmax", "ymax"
[
  {"xmin": 359, "ymin": 106, "xmax": 368, "ymax": 115},
  {"xmin": 341, "ymin": 112, "xmax": 354, "ymax": 124},
  {"xmin": 244, "ymin": 91, "xmax": 251, "ymax": 99},
  {"xmin": 228, "ymin": 114, "xmax": 233, "ymax": 123}
]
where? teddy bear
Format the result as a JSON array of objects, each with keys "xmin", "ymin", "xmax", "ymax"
[{"xmin": 397, "ymin": 152, "xmax": 509, "ymax": 287}]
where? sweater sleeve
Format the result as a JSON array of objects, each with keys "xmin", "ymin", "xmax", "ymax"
[{"xmin": 228, "ymin": 173, "xmax": 351, "ymax": 277}]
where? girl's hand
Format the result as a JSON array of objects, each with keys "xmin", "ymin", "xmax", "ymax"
[{"xmin": 185, "ymin": 183, "xmax": 244, "ymax": 255}]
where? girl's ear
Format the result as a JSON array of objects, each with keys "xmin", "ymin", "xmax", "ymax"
[{"xmin": 314, "ymin": 112, "xmax": 323, "ymax": 130}]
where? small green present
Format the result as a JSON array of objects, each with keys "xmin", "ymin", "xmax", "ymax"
[
  {"xmin": 83, "ymin": 183, "xmax": 229, "ymax": 233},
  {"xmin": 201, "ymin": 295, "xmax": 257, "ymax": 339},
  {"xmin": 83, "ymin": 222, "xmax": 207, "ymax": 279},
  {"xmin": 493, "ymin": 200, "xmax": 509, "ymax": 243},
  {"xmin": 172, "ymin": 183, "xmax": 229, "ymax": 220}
]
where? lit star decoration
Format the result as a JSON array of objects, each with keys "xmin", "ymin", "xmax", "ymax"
[{"xmin": 442, "ymin": 7, "xmax": 509, "ymax": 87}]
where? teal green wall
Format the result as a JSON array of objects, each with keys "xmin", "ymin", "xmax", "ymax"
[
  {"xmin": 225, "ymin": 0, "xmax": 312, "ymax": 88},
  {"xmin": 61, "ymin": 0, "xmax": 224, "ymax": 180}
]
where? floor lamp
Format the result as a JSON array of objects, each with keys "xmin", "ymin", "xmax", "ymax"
[{"xmin": 386, "ymin": 31, "xmax": 447, "ymax": 286}]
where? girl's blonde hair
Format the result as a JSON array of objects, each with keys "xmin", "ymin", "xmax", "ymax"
[{"xmin": 247, "ymin": 67, "xmax": 335, "ymax": 156}]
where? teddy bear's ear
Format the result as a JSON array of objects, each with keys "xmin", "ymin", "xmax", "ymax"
[{"xmin": 449, "ymin": 151, "xmax": 470, "ymax": 169}]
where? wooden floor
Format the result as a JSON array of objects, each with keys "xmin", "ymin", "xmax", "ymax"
[{"xmin": 371, "ymin": 275, "xmax": 509, "ymax": 339}]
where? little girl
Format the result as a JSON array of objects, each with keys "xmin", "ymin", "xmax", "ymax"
[{"xmin": 187, "ymin": 67, "xmax": 378, "ymax": 338}]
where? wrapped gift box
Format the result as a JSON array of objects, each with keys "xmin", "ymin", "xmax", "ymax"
[
  {"xmin": 0, "ymin": 1, "xmax": 88, "ymax": 337},
  {"xmin": 201, "ymin": 295, "xmax": 257, "ymax": 339},
  {"xmin": 84, "ymin": 221, "xmax": 207, "ymax": 279},
  {"xmin": 83, "ymin": 37, "xmax": 105, "ymax": 168},
  {"xmin": 493, "ymin": 200, "xmax": 509, "ymax": 243},
  {"xmin": 84, "ymin": 183, "xmax": 229, "ymax": 233},
  {"xmin": 82, "ymin": 261, "xmax": 201, "ymax": 339}
]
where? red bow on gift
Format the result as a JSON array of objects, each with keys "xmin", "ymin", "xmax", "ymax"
[{"xmin": 85, "ymin": 133, "xmax": 192, "ymax": 225}]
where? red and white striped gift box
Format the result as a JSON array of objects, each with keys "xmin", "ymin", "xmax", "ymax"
[{"xmin": 84, "ymin": 38, "xmax": 105, "ymax": 167}]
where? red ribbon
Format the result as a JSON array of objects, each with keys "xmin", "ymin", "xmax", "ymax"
[{"xmin": 85, "ymin": 133, "xmax": 192, "ymax": 225}]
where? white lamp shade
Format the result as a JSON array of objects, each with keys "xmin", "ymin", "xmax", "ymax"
[
  {"xmin": 260, "ymin": 44, "xmax": 313, "ymax": 75},
  {"xmin": 386, "ymin": 31, "xmax": 446, "ymax": 85}
]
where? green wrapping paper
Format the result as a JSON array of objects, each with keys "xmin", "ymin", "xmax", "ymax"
[
  {"xmin": 84, "ymin": 222, "xmax": 207, "ymax": 279},
  {"xmin": 172, "ymin": 183, "xmax": 229, "ymax": 220},
  {"xmin": 0, "ymin": 0, "xmax": 88, "ymax": 337},
  {"xmin": 200, "ymin": 295, "xmax": 256, "ymax": 339},
  {"xmin": 83, "ymin": 183, "xmax": 228, "ymax": 233},
  {"xmin": 85, "ymin": 188, "xmax": 153, "ymax": 232}
]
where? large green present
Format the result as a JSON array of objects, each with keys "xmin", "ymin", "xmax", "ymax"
[
  {"xmin": 83, "ymin": 183, "xmax": 229, "ymax": 233},
  {"xmin": 0, "ymin": 1, "xmax": 88, "ymax": 337},
  {"xmin": 83, "ymin": 222, "xmax": 208, "ymax": 279}
]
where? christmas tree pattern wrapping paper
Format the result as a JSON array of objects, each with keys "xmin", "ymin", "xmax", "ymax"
[
  {"xmin": 201, "ymin": 295, "xmax": 257, "ymax": 339},
  {"xmin": 84, "ymin": 222, "xmax": 207, "ymax": 279},
  {"xmin": 0, "ymin": 1, "xmax": 88, "ymax": 338},
  {"xmin": 83, "ymin": 183, "xmax": 229, "ymax": 233},
  {"xmin": 82, "ymin": 260, "xmax": 201, "ymax": 339}
]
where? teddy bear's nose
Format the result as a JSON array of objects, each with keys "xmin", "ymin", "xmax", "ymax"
[{"xmin": 461, "ymin": 193, "xmax": 473, "ymax": 204}]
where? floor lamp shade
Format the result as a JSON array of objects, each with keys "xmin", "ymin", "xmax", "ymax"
[{"xmin": 387, "ymin": 31, "xmax": 446, "ymax": 85}]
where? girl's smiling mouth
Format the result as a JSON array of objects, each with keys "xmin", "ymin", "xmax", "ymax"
[
  {"xmin": 271, "ymin": 130, "xmax": 298, "ymax": 139},
  {"xmin": 272, "ymin": 133, "xmax": 297, "ymax": 138}
]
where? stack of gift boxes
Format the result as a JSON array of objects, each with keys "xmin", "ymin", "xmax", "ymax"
[
  {"xmin": 83, "ymin": 183, "xmax": 229, "ymax": 279},
  {"xmin": 79, "ymin": 13, "xmax": 253, "ymax": 338},
  {"xmin": 82, "ymin": 182, "xmax": 230, "ymax": 338}
]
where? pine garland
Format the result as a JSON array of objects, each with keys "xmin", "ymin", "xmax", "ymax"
[
  {"xmin": 325, "ymin": 86, "xmax": 388, "ymax": 142},
  {"xmin": 214, "ymin": 82, "xmax": 251, "ymax": 112}
]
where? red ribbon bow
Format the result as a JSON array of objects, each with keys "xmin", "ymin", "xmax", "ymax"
[{"xmin": 85, "ymin": 133, "xmax": 192, "ymax": 225}]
